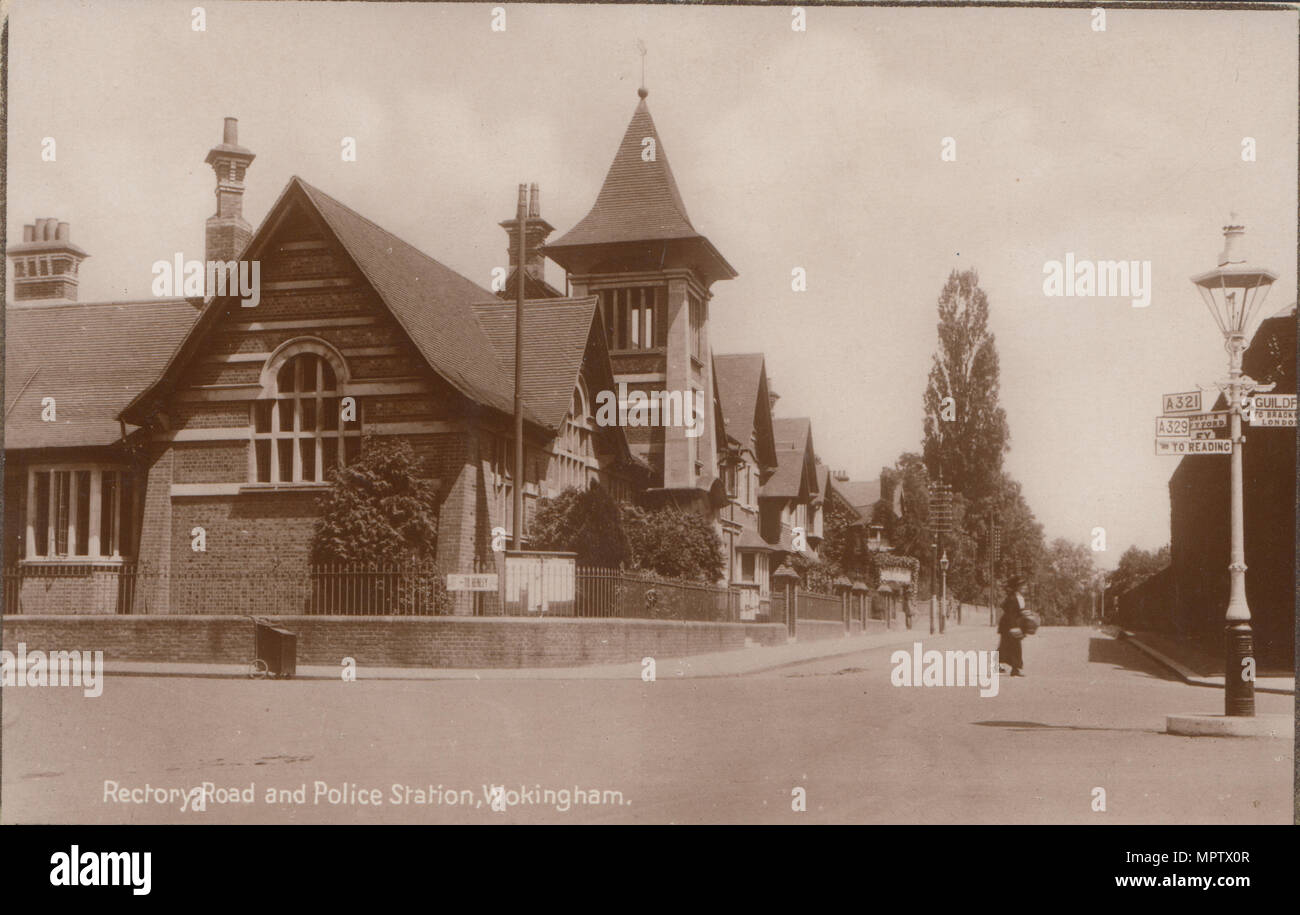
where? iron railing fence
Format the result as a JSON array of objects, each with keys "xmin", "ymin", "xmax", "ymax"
[{"xmin": 2, "ymin": 561, "xmax": 742, "ymax": 622}]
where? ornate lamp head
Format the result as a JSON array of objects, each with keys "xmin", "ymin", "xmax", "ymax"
[{"xmin": 1190, "ymin": 214, "xmax": 1278, "ymax": 348}]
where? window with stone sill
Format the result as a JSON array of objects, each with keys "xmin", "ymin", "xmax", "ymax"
[
  {"xmin": 251, "ymin": 348, "xmax": 361, "ymax": 484},
  {"xmin": 23, "ymin": 466, "xmax": 135, "ymax": 561}
]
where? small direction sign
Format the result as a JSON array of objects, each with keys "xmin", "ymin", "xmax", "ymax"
[
  {"xmin": 1253, "ymin": 394, "xmax": 1296, "ymax": 411},
  {"xmin": 447, "ymin": 573, "xmax": 499, "ymax": 592},
  {"xmin": 1162, "ymin": 391, "xmax": 1202, "ymax": 415},
  {"xmin": 1156, "ymin": 438, "xmax": 1232, "ymax": 456},
  {"xmin": 1188, "ymin": 411, "xmax": 1229, "ymax": 435},
  {"xmin": 1155, "ymin": 417, "xmax": 1189, "ymax": 437},
  {"xmin": 1249, "ymin": 409, "xmax": 1296, "ymax": 427}
]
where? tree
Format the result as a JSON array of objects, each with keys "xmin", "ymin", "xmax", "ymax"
[
  {"xmin": 1105, "ymin": 544, "xmax": 1170, "ymax": 617},
  {"xmin": 311, "ymin": 437, "xmax": 439, "ymax": 565},
  {"xmin": 1036, "ymin": 538, "xmax": 1097, "ymax": 625},
  {"xmin": 965, "ymin": 472, "xmax": 1046, "ymax": 605},
  {"xmin": 530, "ymin": 483, "xmax": 630, "ymax": 568},
  {"xmin": 621, "ymin": 505, "xmax": 725, "ymax": 583},
  {"xmin": 922, "ymin": 268, "xmax": 1010, "ymax": 504},
  {"xmin": 819, "ymin": 494, "xmax": 874, "ymax": 582}
]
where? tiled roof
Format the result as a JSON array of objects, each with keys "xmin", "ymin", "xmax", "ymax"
[
  {"xmin": 295, "ymin": 179, "xmax": 530, "ymax": 420},
  {"xmin": 548, "ymin": 99, "xmax": 698, "ymax": 249},
  {"xmin": 126, "ymin": 177, "xmax": 543, "ymax": 427},
  {"xmin": 714, "ymin": 353, "xmax": 764, "ymax": 447},
  {"xmin": 762, "ymin": 417, "xmax": 816, "ymax": 500},
  {"xmin": 830, "ymin": 477, "xmax": 883, "ymax": 519},
  {"xmin": 5, "ymin": 300, "xmax": 200, "ymax": 449},
  {"xmin": 714, "ymin": 352, "xmax": 778, "ymax": 469},
  {"xmin": 471, "ymin": 297, "xmax": 600, "ymax": 431}
]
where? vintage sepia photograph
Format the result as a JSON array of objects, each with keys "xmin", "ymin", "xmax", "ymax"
[{"xmin": 0, "ymin": 0, "xmax": 1295, "ymax": 852}]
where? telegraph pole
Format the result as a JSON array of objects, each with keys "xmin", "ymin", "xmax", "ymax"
[{"xmin": 512, "ymin": 184, "xmax": 528, "ymax": 549}]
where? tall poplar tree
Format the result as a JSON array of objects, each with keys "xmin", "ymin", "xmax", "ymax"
[{"xmin": 922, "ymin": 268, "xmax": 1010, "ymax": 503}]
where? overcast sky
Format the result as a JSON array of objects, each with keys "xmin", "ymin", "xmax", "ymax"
[{"xmin": 7, "ymin": 1, "xmax": 1297, "ymax": 564}]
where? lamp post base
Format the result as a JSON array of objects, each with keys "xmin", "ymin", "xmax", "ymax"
[{"xmin": 1224, "ymin": 621, "xmax": 1255, "ymax": 717}]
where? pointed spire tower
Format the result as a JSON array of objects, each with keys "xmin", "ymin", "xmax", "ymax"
[{"xmin": 547, "ymin": 88, "xmax": 737, "ymax": 503}]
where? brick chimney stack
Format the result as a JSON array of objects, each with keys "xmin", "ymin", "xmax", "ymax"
[
  {"xmin": 205, "ymin": 117, "xmax": 256, "ymax": 264},
  {"xmin": 8, "ymin": 218, "xmax": 89, "ymax": 304},
  {"xmin": 499, "ymin": 183, "xmax": 554, "ymax": 293}
]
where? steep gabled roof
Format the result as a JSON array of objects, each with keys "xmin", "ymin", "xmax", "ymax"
[
  {"xmin": 549, "ymin": 98, "xmax": 697, "ymax": 249},
  {"xmin": 295, "ymin": 179, "xmax": 523, "ymax": 418},
  {"xmin": 545, "ymin": 96, "xmax": 737, "ymax": 285},
  {"xmin": 762, "ymin": 416, "xmax": 819, "ymax": 500},
  {"xmin": 471, "ymin": 296, "xmax": 599, "ymax": 431},
  {"xmin": 6, "ymin": 300, "xmax": 200, "ymax": 449},
  {"xmin": 714, "ymin": 352, "xmax": 778, "ymax": 469},
  {"xmin": 125, "ymin": 177, "xmax": 542, "ymax": 427}
]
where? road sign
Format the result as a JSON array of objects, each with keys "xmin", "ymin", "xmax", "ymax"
[
  {"xmin": 1162, "ymin": 391, "xmax": 1202, "ymax": 414},
  {"xmin": 447, "ymin": 573, "xmax": 499, "ymax": 592},
  {"xmin": 1155, "ymin": 438, "xmax": 1232, "ymax": 456},
  {"xmin": 1249, "ymin": 409, "xmax": 1296, "ymax": 427},
  {"xmin": 1155, "ymin": 417, "xmax": 1189, "ymax": 437},
  {"xmin": 1253, "ymin": 394, "xmax": 1296, "ymax": 411},
  {"xmin": 1188, "ymin": 411, "xmax": 1229, "ymax": 434}
]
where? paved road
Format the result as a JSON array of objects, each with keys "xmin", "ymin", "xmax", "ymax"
[{"xmin": 2, "ymin": 627, "xmax": 1291, "ymax": 824}]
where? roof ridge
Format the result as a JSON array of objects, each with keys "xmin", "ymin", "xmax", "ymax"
[{"xmin": 293, "ymin": 176, "xmax": 495, "ymax": 299}]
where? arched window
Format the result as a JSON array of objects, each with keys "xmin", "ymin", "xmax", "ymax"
[
  {"xmin": 553, "ymin": 382, "xmax": 597, "ymax": 492},
  {"xmin": 251, "ymin": 346, "xmax": 361, "ymax": 483}
]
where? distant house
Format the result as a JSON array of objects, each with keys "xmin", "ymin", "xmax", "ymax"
[
  {"xmin": 713, "ymin": 353, "xmax": 779, "ymax": 616},
  {"xmin": 761, "ymin": 417, "xmax": 821, "ymax": 564}
]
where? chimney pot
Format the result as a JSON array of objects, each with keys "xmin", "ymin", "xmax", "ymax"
[
  {"xmin": 10, "ymin": 216, "xmax": 87, "ymax": 303},
  {"xmin": 1218, "ymin": 214, "xmax": 1247, "ymax": 267},
  {"xmin": 529, "ymin": 183, "xmax": 540, "ymax": 219},
  {"xmin": 206, "ymin": 118, "xmax": 255, "ymax": 265}
]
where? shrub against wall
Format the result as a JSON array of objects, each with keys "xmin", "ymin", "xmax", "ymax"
[
  {"xmin": 529, "ymin": 483, "xmax": 630, "ymax": 567},
  {"xmin": 310, "ymin": 436, "xmax": 450, "ymax": 613},
  {"xmin": 531, "ymin": 486, "xmax": 725, "ymax": 583},
  {"xmin": 621, "ymin": 504, "xmax": 725, "ymax": 583}
]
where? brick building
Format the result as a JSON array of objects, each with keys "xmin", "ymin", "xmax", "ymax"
[
  {"xmin": 5, "ymin": 94, "xmax": 862, "ymax": 618},
  {"xmin": 5, "ymin": 118, "xmax": 646, "ymax": 614}
]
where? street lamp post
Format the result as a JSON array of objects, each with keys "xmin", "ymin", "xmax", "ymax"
[
  {"xmin": 940, "ymin": 551, "xmax": 950, "ymax": 626},
  {"xmin": 1190, "ymin": 214, "xmax": 1277, "ymax": 718}
]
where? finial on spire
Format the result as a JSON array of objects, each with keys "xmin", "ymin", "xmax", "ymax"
[{"xmin": 636, "ymin": 39, "xmax": 648, "ymax": 98}]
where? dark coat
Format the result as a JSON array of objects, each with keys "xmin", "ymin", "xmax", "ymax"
[{"xmin": 997, "ymin": 593, "xmax": 1026, "ymax": 671}]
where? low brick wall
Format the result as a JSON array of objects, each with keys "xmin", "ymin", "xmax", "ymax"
[
  {"xmin": 792, "ymin": 619, "xmax": 848, "ymax": 642},
  {"xmin": 1, "ymin": 615, "xmax": 788, "ymax": 669}
]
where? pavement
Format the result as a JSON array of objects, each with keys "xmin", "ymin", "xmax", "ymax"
[
  {"xmin": 2, "ymin": 623, "xmax": 1292, "ymax": 824},
  {"xmin": 99, "ymin": 611, "xmax": 992, "ymax": 681},
  {"xmin": 1117, "ymin": 628, "xmax": 1294, "ymax": 696}
]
